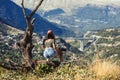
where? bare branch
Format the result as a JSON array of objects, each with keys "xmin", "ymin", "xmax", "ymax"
[
  {"xmin": 29, "ymin": 0, "xmax": 44, "ymax": 18},
  {"xmin": 0, "ymin": 61, "xmax": 21, "ymax": 70},
  {"xmin": 21, "ymin": 0, "xmax": 27, "ymax": 18},
  {"xmin": 31, "ymin": 18, "xmax": 36, "ymax": 25},
  {"xmin": 21, "ymin": 0, "xmax": 31, "ymax": 28}
]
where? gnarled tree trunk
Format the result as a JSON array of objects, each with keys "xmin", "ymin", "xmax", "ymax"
[{"xmin": 16, "ymin": 0, "xmax": 44, "ymax": 69}]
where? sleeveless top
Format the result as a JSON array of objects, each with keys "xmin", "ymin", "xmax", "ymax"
[{"xmin": 45, "ymin": 39, "xmax": 55, "ymax": 48}]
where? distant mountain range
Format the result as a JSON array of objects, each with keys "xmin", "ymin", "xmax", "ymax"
[
  {"xmin": 1, "ymin": 0, "xmax": 120, "ymax": 37},
  {"xmin": 0, "ymin": 0, "xmax": 75, "ymax": 37},
  {"xmin": 12, "ymin": 0, "xmax": 120, "ymax": 12},
  {"xmin": 43, "ymin": 4, "xmax": 120, "ymax": 36}
]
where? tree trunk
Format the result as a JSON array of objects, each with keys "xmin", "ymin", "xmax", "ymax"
[{"xmin": 16, "ymin": 0, "xmax": 44, "ymax": 69}]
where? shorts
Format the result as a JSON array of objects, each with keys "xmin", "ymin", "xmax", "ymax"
[{"xmin": 43, "ymin": 47, "xmax": 56, "ymax": 58}]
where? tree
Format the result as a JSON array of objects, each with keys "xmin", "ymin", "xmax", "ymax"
[{"xmin": 15, "ymin": 0, "xmax": 44, "ymax": 70}]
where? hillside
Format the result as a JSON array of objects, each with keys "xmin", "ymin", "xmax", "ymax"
[
  {"xmin": 0, "ymin": 27, "xmax": 120, "ymax": 80},
  {"xmin": 85, "ymin": 28, "xmax": 120, "ymax": 62},
  {"xmin": 0, "ymin": 1, "xmax": 120, "ymax": 79},
  {"xmin": 0, "ymin": 22, "xmax": 23, "ymax": 35},
  {"xmin": 0, "ymin": 0, "xmax": 75, "ymax": 37}
]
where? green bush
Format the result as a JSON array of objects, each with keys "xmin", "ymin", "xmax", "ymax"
[{"xmin": 34, "ymin": 64, "xmax": 54, "ymax": 77}]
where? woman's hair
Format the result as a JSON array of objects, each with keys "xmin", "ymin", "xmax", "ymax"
[
  {"xmin": 47, "ymin": 33, "xmax": 55, "ymax": 39},
  {"xmin": 47, "ymin": 30, "xmax": 55, "ymax": 39}
]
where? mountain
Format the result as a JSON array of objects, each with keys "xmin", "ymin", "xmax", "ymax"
[
  {"xmin": 12, "ymin": 0, "xmax": 120, "ymax": 12},
  {"xmin": 43, "ymin": 8, "xmax": 65, "ymax": 17},
  {"xmin": 0, "ymin": 0, "xmax": 75, "ymax": 37},
  {"xmin": 43, "ymin": 4, "xmax": 120, "ymax": 37}
]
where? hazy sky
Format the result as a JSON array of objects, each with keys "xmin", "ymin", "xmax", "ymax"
[{"xmin": 12, "ymin": 0, "xmax": 120, "ymax": 11}]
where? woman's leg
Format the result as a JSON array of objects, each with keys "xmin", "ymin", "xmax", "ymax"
[
  {"xmin": 60, "ymin": 51, "xmax": 63, "ymax": 62},
  {"xmin": 56, "ymin": 49, "xmax": 63, "ymax": 62}
]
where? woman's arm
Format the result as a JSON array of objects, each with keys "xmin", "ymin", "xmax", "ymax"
[{"xmin": 52, "ymin": 43, "xmax": 57, "ymax": 49}]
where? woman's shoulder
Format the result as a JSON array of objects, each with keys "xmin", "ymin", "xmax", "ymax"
[{"xmin": 46, "ymin": 39, "xmax": 54, "ymax": 42}]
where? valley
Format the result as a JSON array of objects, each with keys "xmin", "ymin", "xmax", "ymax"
[
  {"xmin": 0, "ymin": 0, "xmax": 120, "ymax": 80},
  {"xmin": 0, "ymin": 21, "xmax": 120, "ymax": 80}
]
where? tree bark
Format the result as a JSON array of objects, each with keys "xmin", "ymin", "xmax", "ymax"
[{"xmin": 16, "ymin": 0, "xmax": 44, "ymax": 69}]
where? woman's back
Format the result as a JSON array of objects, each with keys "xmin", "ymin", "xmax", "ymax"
[
  {"xmin": 45, "ymin": 39, "xmax": 55, "ymax": 48},
  {"xmin": 43, "ymin": 39, "xmax": 56, "ymax": 59}
]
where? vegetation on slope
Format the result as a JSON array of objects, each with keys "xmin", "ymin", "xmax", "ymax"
[
  {"xmin": 0, "ymin": 27, "xmax": 120, "ymax": 80},
  {"xmin": 0, "ymin": 57, "xmax": 120, "ymax": 80}
]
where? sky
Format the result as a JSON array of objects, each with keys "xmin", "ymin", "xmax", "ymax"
[{"xmin": 12, "ymin": 0, "xmax": 120, "ymax": 11}]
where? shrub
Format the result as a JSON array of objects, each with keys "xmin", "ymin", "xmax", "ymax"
[
  {"xmin": 90, "ymin": 59, "xmax": 120, "ymax": 79},
  {"xmin": 34, "ymin": 64, "xmax": 54, "ymax": 77}
]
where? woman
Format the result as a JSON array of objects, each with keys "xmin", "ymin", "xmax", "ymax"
[{"xmin": 43, "ymin": 30, "xmax": 63, "ymax": 62}]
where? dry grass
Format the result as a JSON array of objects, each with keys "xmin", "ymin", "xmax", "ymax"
[
  {"xmin": 0, "ymin": 54, "xmax": 120, "ymax": 80},
  {"xmin": 90, "ymin": 59, "xmax": 120, "ymax": 78}
]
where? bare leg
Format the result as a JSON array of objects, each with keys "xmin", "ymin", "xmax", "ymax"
[{"xmin": 57, "ymin": 49, "xmax": 63, "ymax": 62}]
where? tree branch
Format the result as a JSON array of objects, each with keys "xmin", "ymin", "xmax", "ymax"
[
  {"xmin": 21, "ymin": 0, "xmax": 27, "ymax": 18},
  {"xmin": 31, "ymin": 18, "xmax": 36, "ymax": 25},
  {"xmin": 0, "ymin": 62, "xmax": 21, "ymax": 70},
  {"xmin": 29, "ymin": 0, "xmax": 44, "ymax": 19},
  {"xmin": 21, "ymin": 0, "xmax": 30, "ymax": 27}
]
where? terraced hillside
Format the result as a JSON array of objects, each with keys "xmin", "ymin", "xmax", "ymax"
[{"xmin": 86, "ymin": 28, "xmax": 120, "ymax": 62}]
